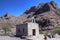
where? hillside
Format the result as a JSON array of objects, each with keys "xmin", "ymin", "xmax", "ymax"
[{"xmin": 0, "ymin": 1, "xmax": 60, "ymax": 35}]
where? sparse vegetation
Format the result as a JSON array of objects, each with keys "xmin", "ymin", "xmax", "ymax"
[
  {"xmin": 1, "ymin": 23, "xmax": 11, "ymax": 35},
  {"xmin": 36, "ymin": 18, "xmax": 52, "ymax": 27},
  {"xmin": 40, "ymin": 27, "xmax": 60, "ymax": 35},
  {"xmin": 40, "ymin": 31, "xmax": 48, "ymax": 35},
  {"xmin": 53, "ymin": 27, "xmax": 60, "ymax": 34}
]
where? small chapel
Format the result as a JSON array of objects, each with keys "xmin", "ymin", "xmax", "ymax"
[{"xmin": 16, "ymin": 17, "xmax": 39, "ymax": 37}]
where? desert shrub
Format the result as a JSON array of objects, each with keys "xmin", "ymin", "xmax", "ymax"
[
  {"xmin": 53, "ymin": 28, "xmax": 60, "ymax": 34},
  {"xmin": 2, "ymin": 23, "xmax": 11, "ymax": 35},
  {"xmin": 36, "ymin": 18, "xmax": 52, "ymax": 27},
  {"xmin": 40, "ymin": 31, "xmax": 48, "ymax": 35}
]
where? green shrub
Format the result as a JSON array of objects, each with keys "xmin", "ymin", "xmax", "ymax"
[
  {"xmin": 2, "ymin": 23, "xmax": 11, "ymax": 35},
  {"xmin": 53, "ymin": 28, "xmax": 60, "ymax": 34},
  {"xmin": 40, "ymin": 31, "xmax": 48, "ymax": 35}
]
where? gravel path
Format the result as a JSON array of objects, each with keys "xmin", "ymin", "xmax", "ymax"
[
  {"xmin": 0, "ymin": 36, "xmax": 60, "ymax": 40},
  {"xmin": 0, "ymin": 36, "xmax": 26, "ymax": 40},
  {"xmin": 47, "ymin": 38, "xmax": 60, "ymax": 40}
]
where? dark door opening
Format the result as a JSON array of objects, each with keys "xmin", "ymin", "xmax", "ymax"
[{"xmin": 32, "ymin": 29, "xmax": 36, "ymax": 36}]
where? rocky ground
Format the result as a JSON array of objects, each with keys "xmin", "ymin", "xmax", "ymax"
[
  {"xmin": 0, "ymin": 35, "xmax": 60, "ymax": 40},
  {"xmin": 47, "ymin": 38, "xmax": 60, "ymax": 40},
  {"xmin": 25, "ymin": 34, "xmax": 60, "ymax": 40},
  {"xmin": 0, "ymin": 36, "xmax": 26, "ymax": 40}
]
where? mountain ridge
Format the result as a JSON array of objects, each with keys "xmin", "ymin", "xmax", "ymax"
[{"xmin": 0, "ymin": 1, "xmax": 60, "ymax": 29}]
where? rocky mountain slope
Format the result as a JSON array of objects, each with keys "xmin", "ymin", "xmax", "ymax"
[{"xmin": 0, "ymin": 1, "xmax": 60, "ymax": 29}]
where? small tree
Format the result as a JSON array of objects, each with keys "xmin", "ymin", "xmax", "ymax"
[{"xmin": 2, "ymin": 23, "xmax": 11, "ymax": 35}]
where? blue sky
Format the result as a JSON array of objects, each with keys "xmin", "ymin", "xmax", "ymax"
[{"xmin": 0, "ymin": 0, "xmax": 60, "ymax": 16}]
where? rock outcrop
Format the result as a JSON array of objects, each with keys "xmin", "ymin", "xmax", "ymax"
[{"xmin": 23, "ymin": 1, "xmax": 60, "ymax": 29}]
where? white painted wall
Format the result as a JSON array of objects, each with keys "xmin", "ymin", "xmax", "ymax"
[{"xmin": 28, "ymin": 22, "xmax": 39, "ymax": 36}]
